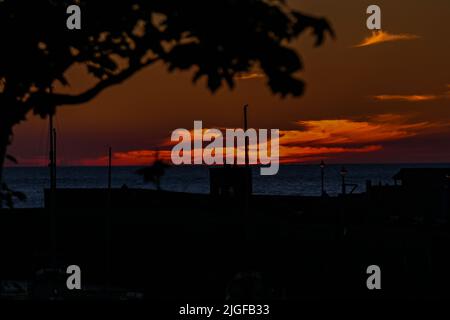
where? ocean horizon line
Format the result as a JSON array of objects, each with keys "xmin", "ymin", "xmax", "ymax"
[{"xmin": 5, "ymin": 162, "xmax": 450, "ymax": 169}]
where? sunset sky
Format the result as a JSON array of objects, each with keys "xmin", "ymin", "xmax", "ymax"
[{"xmin": 8, "ymin": 0, "xmax": 450, "ymax": 166}]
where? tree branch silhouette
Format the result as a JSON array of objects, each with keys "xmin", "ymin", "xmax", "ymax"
[
  {"xmin": 30, "ymin": 57, "xmax": 160, "ymax": 109},
  {"xmin": 0, "ymin": 0, "xmax": 334, "ymax": 207}
]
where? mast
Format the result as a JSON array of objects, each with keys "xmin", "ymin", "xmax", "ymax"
[
  {"xmin": 49, "ymin": 115, "xmax": 55, "ymax": 191},
  {"xmin": 244, "ymin": 104, "xmax": 249, "ymax": 167},
  {"xmin": 53, "ymin": 128, "xmax": 57, "ymax": 190},
  {"xmin": 108, "ymin": 146, "xmax": 112, "ymax": 190},
  {"xmin": 105, "ymin": 146, "xmax": 112, "ymax": 295},
  {"xmin": 49, "ymin": 114, "xmax": 57, "ymax": 270},
  {"xmin": 243, "ymin": 105, "xmax": 251, "ymax": 214}
]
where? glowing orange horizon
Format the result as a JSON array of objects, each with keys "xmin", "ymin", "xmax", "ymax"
[{"xmin": 8, "ymin": 114, "xmax": 440, "ymax": 167}]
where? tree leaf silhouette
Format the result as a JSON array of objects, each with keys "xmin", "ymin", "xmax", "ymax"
[
  {"xmin": 0, "ymin": 0, "xmax": 334, "ymax": 192},
  {"xmin": 6, "ymin": 154, "xmax": 18, "ymax": 164}
]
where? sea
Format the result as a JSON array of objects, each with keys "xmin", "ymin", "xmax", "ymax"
[{"xmin": 3, "ymin": 164, "xmax": 450, "ymax": 208}]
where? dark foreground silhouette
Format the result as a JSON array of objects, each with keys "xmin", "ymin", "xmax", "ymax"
[{"xmin": 1, "ymin": 168, "xmax": 449, "ymax": 301}]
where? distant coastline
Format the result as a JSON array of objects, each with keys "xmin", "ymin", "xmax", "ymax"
[{"xmin": 4, "ymin": 163, "xmax": 450, "ymax": 208}]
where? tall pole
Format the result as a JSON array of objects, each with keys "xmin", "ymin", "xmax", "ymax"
[
  {"xmin": 48, "ymin": 116, "xmax": 57, "ymax": 208},
  {"xmin": 242, "ymin": 105, "xmax": 252, "ymax": 219},
  {"xmin": 340, "ymin": 167, "xmax": 348, "ymax": 196},
  {"xmin": 320, "ymin": 161, "xmax": 325, "ymax": 196},
  {"xmin": 244, "ymin": 105, "xmax": 249, "ymax": 167},
  {"xmin": 321, "ymin": 167, "xmax": 324, "ymax": 196},
  {"xmin": 106, "ymin": 146, "xmax": 112, "ymax": 295},
  {"xmin": 52, "ymin": 128, "xmax": 57, "ymax": 191},
  {"xmin": 341, "ymin": 170, "xmax": 346, "ymax": 195},
  {"xmin": 108, "ymin": 147, "xmax": 112, "ymax": 190},
  {"xmin": 48, "ymin": 115, "xmax": 57, "ymax": 272},
  {"xmin": 49, "ymin": 116, "xmax": 55, "ymax": 191}
]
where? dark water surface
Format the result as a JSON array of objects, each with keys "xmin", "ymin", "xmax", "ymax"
[{"xmin": 4, "ymin": 164, "xmax": 450, "ymax": 208}]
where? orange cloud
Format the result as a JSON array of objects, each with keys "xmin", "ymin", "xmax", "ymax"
[
  {"xmin": 373, "ymin": 94, "xmax": 439, "ymax": 102},
  {"xmin": 373, "ymin": 85, "xmax": 450, "ymax": 102},
  {"xmin": 282, "ymin": 115, "xmax": 431, "ymax": 145},
  {"xmin": 71, "ymin": 114, "xmax": 436, "ymax": 166},
  {"xmin": 274, "ymin": 114, "xmax": 434, "ymax": 163},
  {"xmin": 77, "ymin": 150, "xmax": 172, "ymax": 167},
  {"xmin": 354, "ymin": 30, "xmax": 420, "ymax": 48}
]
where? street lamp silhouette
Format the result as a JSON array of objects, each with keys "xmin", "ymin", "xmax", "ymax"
[
  {"xmin": 340, "ymin": 166, "xmax": 348, "ymax": 195},
  {"xmin": 320, "ymin": 160, "xmax": 326, "ymax": 196}
]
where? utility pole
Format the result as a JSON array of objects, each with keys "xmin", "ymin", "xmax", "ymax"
[
  {"xmin": 49, "ymin": 116, "xmax": 55, "ymax": 192},
  {"xmin": 320, "ymin": 160, "xmax": 326, "ymax": 196},
  {"xmin": 53, "ymin": 128, "xmax": 57, "ymax": 190},
  {"xmin": 244, "ymin": 104, "xmax": 249, "ymax": 167},
  {"xmin": 105, "ymin": 146, "xmax": 112, "ymax": 296},
  {"xmin": 340, "ymin": 166, "xmax": 348, "ymax": 195},
  {"xmin": 108, "ymin": 146, "xmax": 112, "ymax": 190},
  {"xmin": 49, "ymin": 115, "xmax": 58, "ymax": 273},
  {"xmin": 243, "ymin": 105, "xmax": 252, "ymax": 219}
]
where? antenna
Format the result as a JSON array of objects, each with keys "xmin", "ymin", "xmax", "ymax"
[
  {"xmin": 108, "ymin": 146, "xmax": 112, "ymax": 190},
  {"xmin": 49, "ymin": 115, "xmax": 57, "ymax": 191},
  {"xmin": 53, "ymin": 128, "xmax": 57, "ymax": 190},
  {"xmin": 244, "ymin": 104, "xmax": 249, "ymax": 166},
  {"xmin": 48, "ymin": 114, "xmax": 58, "ymax": 269}
]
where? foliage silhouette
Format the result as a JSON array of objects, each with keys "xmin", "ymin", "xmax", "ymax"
[
  {"xmin": 136, "ymin": 160, "xmax": 171, "ymax": 191},
  {"xmin": 0, "ymin": 0, "xmax": 333, "ymax": 206},
  {"xmin": 0, "ymin": 153, "xmax": 26, "ymax": 208}
]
